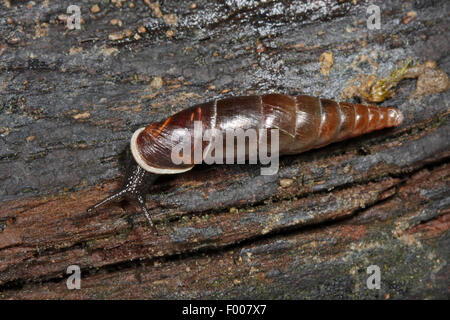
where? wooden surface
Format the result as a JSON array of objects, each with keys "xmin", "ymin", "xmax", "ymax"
[{"xmin": 0, "ymin": 0, "xmax": 449, "ymax": 299}]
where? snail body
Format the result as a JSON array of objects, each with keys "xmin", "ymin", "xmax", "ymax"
[{"xmin": 88, "ymin": 93, "xmax": 403, "ymax": 233}]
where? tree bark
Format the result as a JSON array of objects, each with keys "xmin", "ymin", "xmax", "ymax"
[{"xmin": 0, "ymin": 0, "xmax": 448, "ymax": 299}]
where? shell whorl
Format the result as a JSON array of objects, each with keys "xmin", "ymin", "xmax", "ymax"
[{"xmin": 130, "ymin": 127, "xmax": 194, "ymax": 174}]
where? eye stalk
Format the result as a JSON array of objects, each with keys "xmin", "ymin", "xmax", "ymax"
[{"xmin": 87, "ymin": 164, "xmax": 160, "ymax": 234}]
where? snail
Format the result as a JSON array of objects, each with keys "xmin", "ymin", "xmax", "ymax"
[{"xmin": 87, "ymin": 94, "xmax": 403, "ymax": 234}]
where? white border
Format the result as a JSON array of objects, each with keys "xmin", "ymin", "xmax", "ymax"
[{"xmin": 130, "ymin": 127, "xmax": 194, "ymax": 174}]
